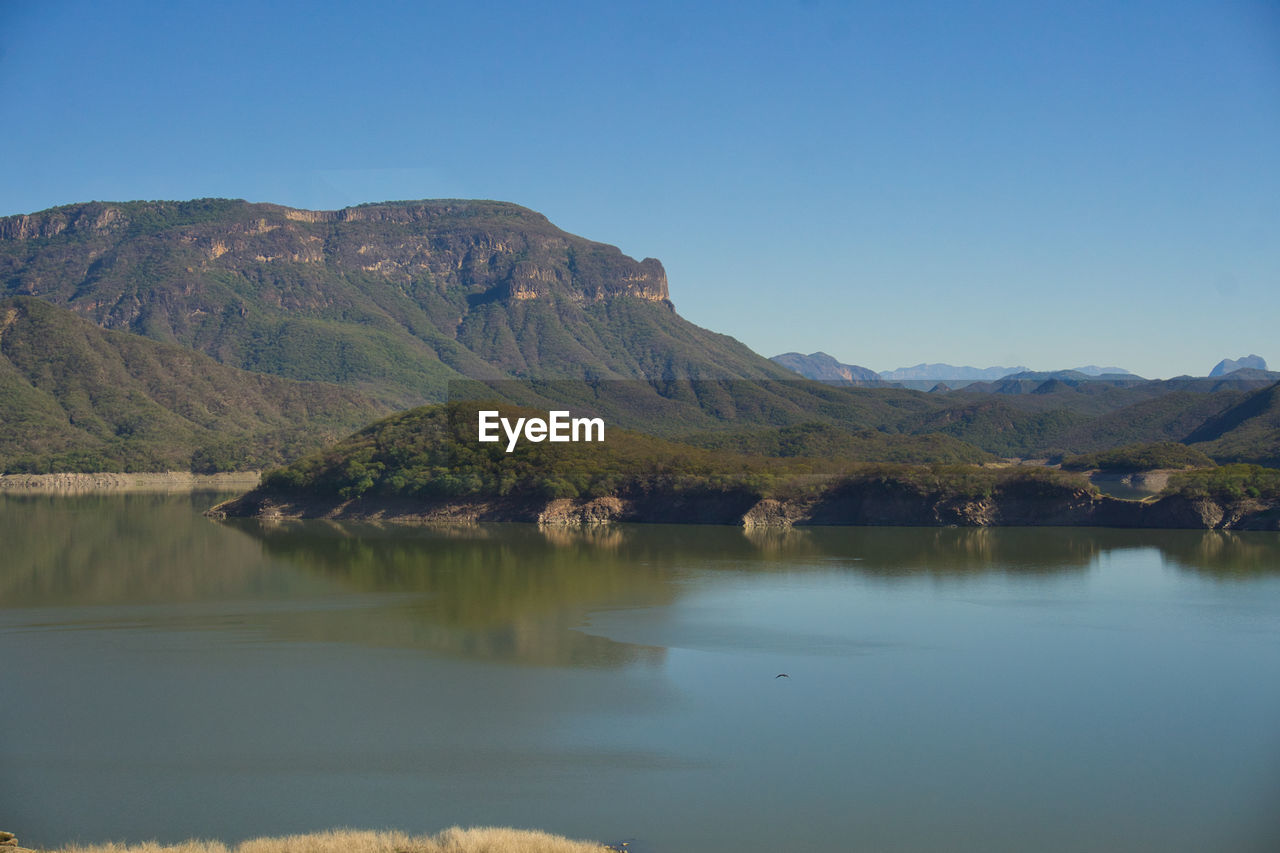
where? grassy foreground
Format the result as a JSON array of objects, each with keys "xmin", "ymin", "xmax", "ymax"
[{"xmin": 26, "ymin": 828, "xmax": 610, "ymax": 853}]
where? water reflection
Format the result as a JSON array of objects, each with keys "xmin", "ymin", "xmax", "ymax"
[
  {"xmin": 770, "ymin": 526, "xmax": 1280, "ymax": 578},
  {"xmin": 0, "ymin": 492, "xmax": 295, "ymax": 605},
  {"xmin": 1156, "ymin": 529, "xmax": 1280, "ymax": 578},
  {"xmin": 3, "ymin": 495, "xmax": 1280, "ymax": 852},
  {"xmin": 241, "ymin": 521, "xmax": 1238, "ymax": 581},
  {"xmin": 4, "ymin": 493, "xmax": 1279, "ymax": 671}
]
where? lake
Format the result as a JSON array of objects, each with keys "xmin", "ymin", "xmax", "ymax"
[{"xmin": 2, "ymin": 493, "xmax": 1278, "ymax": 852}]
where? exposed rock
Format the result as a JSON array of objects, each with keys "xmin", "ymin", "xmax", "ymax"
[
  {"xmin": 1210, "ymin": 354, "xmax": 1267, "ymax": 377},
  {"xmin": 211, "ymin": 483, "xmax": 1280, "ymax": 531},
  {"xmin": 742, "ymin": 498, "xmax": 805, "ymax": 529},
  {"xmin": 1137, "ymin": 495, "xmax": 1224, "ymax": 528},
  {"xmin": 537, "ymin": 496, "xmax": 625, "ymax": 526},
  {"xmin": 0, "ymin": 200, "xmax": 672, "ymax": 318}
]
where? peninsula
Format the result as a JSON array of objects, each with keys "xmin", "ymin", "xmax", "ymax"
[{"xmin": 211, "ymin": 403, "xmax": 1280, "ymax": 530}]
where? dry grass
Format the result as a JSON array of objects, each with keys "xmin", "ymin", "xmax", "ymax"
[{"xmin": 41, "ymin": 827, "xmax": 608, "ymax": 853}]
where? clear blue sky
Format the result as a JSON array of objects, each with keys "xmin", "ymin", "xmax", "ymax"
[{"xmin": 2, "ymin": 0, "xmax": 1276, "ymax": 378}]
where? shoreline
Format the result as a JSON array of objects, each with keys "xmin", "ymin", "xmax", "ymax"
[
  {"xmin": 209, "ymin": 484, "xmax": 1280, "ymax": 531},
  {"xmin": 0, "ymin": 828, "xmax": 610, "ymax": 853},
  {"xmin": 0, "ymin": 471, "xmax": 261, "ymax": 494}
]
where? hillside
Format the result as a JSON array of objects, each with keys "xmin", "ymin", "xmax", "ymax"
[
  {"xmin": 2, "ymin": 198, "xmax": 1278, "ymax": 473},
  {"xmin": 0, "ymin": 296, "xmax": 387, "ymax": 472},
  {"xmin": 214, "ymin": 401, "xmax": 1092, "ymax": 523},
  {"xmin": 769, "ymin": 352, "xmax": 882, "ymax": 384},
  {"xmin": 1186, "ymin": 382, "xmax": 1280, "ymax": 466},
  {"xmin": 0, "ymin": 199, "xmax": 798, "ymax": 405}
]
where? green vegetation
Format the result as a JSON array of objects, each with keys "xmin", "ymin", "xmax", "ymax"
[
  {"xmin": 797, "ymin": 462, "xmax": 1092, "ymax": 502},
  {"xmin": 1061, "ymin": 441, "xmax": 1216, "ymax": 472},
  {"xmin": 1053, "ymin": 390, "xmax": 1247, "ymax": 454},
  {"xmin": 898, "ymin": 399, "xmax": 1089, "ymax": 458},
  {"xmin": 1185, "ymin": 382, "xmax": 1280, "ymax": 466},
  {"xmin": 1165, "ymin": 464, "xmax": 1280, "ymax": 502},
  {"xmin": 260, "ymin": 402, "xmax": 1093, "ymax": 508},
  {"xmin": 679, "ymin": 421, "xmax": 994, "ymax": 464},
  {"xmin": 0, "ymin": 297, "xmax": 387, "ymax": 473},
  {"xmin": 263, "ymin": 402, "xmax": 790, "ymax": 500}
]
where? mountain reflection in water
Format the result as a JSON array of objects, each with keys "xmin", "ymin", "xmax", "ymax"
[{"xmin": 3, "ymin": 493, "xmax": 1277, "ymax": 669}]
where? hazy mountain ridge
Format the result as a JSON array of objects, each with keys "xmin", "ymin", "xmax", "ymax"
[
  {"xmin": 1210, "ymin": 354, "xmax": 1267, "ymax": 377},
  {"xmin": 769, "ymin": 352, "xmax": 882, "ymax": 383},
  {"xmin": 1073, "ymin": 365, "xmax": 1134, "ymax": 376},
  {"xmin": 771, "ymin": 361, "xmax": 1138, "ymax": 387},
  {"xmin": 878, "ymin": 363, "xmax": 1030, "ymax": 381}
]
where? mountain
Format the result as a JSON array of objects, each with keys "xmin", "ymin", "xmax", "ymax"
[
  {"xmin": 1185, "ymin": 381, "xmax": 1280, "ymax": 466},
  {"xmin": 769, "ymin": 352, "xmax": 881, "ymax": 383},
  {"xmin": 0, "ymin": 296, "xmax": 387, "ymax": 472},
  {"xmin": 1210, "ymin": 355, "xmax": 1268, "ymax": 377},
  {"xmin": 4, "ymin": 198, "xmax": 1279, "ymax": 473},
  {"xmin": 0, "ymin": 199, "xmax": 798, "ymax": 406},
  {"xmin": 961, "ymin": 371, "xmax": 1147, "ymax": 396},
  {"xmin": 1072, "ymin": 365, "xmax": 1133, "ymax": 376},
  {"xmin": 877, "ymin": 364, "xmax": 1134, "ymax": 383},
  {"xmin": 879, "ymin": 363, "xmax": 1028, "ymax": 382}
]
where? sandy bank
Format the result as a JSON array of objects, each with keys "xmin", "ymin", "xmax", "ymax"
[
  {"xmin": 0, "ymin": 472, "xmax": 261, "ymax": 494},
  {"xmin": 3, "ymin": 827, "xmax": 610, "ymax": 853}
]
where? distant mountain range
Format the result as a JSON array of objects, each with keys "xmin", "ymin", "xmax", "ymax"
[
  {"xmin": 1072, "ymin": 365, "xmax": 1135, "ymax": 377},
  {"xmin": 776, "ymin": 351, "xmax": 1278, "ymax": 387},
  {"xmin": 1211, "ymin": 355, "xmax": 1268, "ymax": 377},
  {"xmin": 879, "ymin": 363, "xmax": 1031, "ymax": 382},
  {"xmin": 771, "ymin": 354, "xmax": 1136, "ymax": 385}
]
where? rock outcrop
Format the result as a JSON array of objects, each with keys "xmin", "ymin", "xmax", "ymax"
[{"xmin": 0, "ymin": 199, "xmax": 671, "ymax": 323}]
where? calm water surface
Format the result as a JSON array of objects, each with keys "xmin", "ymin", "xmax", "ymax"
[{"xmin": 2, "ymin": 493, "xmax": 1279, "ymax": 852}]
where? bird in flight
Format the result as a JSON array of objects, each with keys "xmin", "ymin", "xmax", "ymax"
[{"xmin": 776, "ymin": 673, "xmax": 790, "ymax": 678}]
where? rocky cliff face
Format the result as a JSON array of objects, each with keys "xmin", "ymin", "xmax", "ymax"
[{"xmin": 0, "ymin": 199, "xmax": 670, "ymax": 319}]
